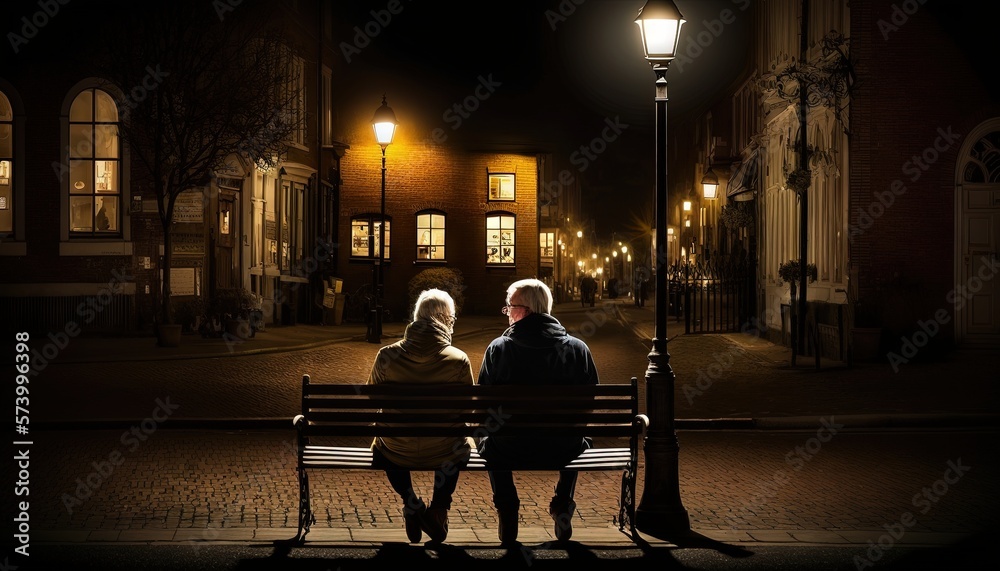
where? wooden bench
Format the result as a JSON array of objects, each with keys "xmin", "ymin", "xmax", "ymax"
[{"xmin": 291, "ymin": 374, "xmax": 648, "ymax": 543}]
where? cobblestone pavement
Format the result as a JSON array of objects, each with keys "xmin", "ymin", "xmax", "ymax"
[
  {"xmin": 12, "ymin": 299, "xmax": 999, "ymax": 558},
  {"xmin": 27, "ymin": 428, "xmax": 997, "ymax": 541}
]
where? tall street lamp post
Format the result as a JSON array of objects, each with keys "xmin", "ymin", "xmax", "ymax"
[
  {"xmin": 367, "ymin": 96, "xmax": 397, "ymax": 344},
  {"xmin": 634, "ymin": 0, "xmax": 690, "ymax": 535}
]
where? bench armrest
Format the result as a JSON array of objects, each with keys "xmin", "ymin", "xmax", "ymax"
[
  {"xmin": 292, "ymin": 414, "xmax": 305, "ymax": 429},
  {"xmin": 634, "ymin": 414, "xmax": 650, "ymax": 438}
]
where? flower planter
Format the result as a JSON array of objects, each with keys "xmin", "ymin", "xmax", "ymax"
[{"xmin": 225, "ymin": 318, "xmax": 253, "ymax": 340}]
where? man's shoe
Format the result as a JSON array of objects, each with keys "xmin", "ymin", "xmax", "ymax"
[
  {"xmin": 402, "ymin": 498, "xmax": 426, "ymax": 543},
  {"xmin": 496, "ymin": 503, "xmax": 520, "ymax": 545},
  {"xmin": 549, "ymin": 496, "xmax": 576, "ymax": 541},
  {"xmin": 421, "ymin": 505, "xmax": 449, "ymax": 543}
]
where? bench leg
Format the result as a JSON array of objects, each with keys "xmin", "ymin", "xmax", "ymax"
[
  {"xmin": 618, "ymin": 466, "xmax": 637, "ymax": 535},
  {"xmin": 295, "ymin": 466, "xmax": 315, "ymax": 544}
]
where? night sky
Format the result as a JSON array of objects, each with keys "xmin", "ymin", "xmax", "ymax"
[{"xmin": 329, "ymin": 0, "xmax": 751, "ymax": 240}]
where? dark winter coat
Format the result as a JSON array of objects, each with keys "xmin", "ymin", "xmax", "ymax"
[{"xmin": 476, "ymin": 312, "xmax": 599, "ymax": 468}]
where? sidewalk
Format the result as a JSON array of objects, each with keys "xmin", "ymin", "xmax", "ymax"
[{"xmin": 26, "ymin": 298, "xmax": 999, "ymax": 562}]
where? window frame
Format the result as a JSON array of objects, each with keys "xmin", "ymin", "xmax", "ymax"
[
  {"xmin": 540, "ymin": 231, "xmax": 555, "ymax": 260},
  {"xmin": 487, "ymin": 172, "xmax": 516, "ymax": 202},
  {"xmin": 485, "ymin": 212, "xmax": 516, "ymax": 266},
  {"xmin": 415, "ymin": 209, "xmax": 446, "ymax": 262},
  {"xmin": 59, "ymin": 80, "xmax": 132, "ymax": 255},
  {"xmin": 0, "ymin": 88, "xmax": 15, "ymax": 243},
  {"xmin": 67, "ymin": 87, "xmax": 123, "ymax": 237},
  {"xmin": 350, "ymin": 214, "xmax": 391, "ymax": 261}
]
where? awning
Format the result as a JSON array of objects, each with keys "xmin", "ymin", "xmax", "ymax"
[{"xmin": 727, "ymin": 147, "xmax": 759, "ymax": 201}]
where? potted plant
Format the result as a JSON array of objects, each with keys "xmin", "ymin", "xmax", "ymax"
[
  {"xmin": 777, "ymin": 259, "xmax": 818, "ymax": 286},
  {"xmin": 204, "ymin": 288, "xmax": 259, "ymax": 340},
  {"xmin": 172, "ymin": 298, "xmax": 205, "ymax": 334},
  {"xmin": 777, "ymin": 259, "xmax": 817, "ymax": 306}
]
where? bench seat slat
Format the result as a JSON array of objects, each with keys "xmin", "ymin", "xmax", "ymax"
[
  {"xmin": 304, "ymin": 384, "xmax": 634, "ymax": 397},
  {"xmin": 304, "ymin": 399, "xmax": 635, "ymax": 411},
  {"xmin": 303, "ymin": 411, "xmax": 637, "ymax": 424}
]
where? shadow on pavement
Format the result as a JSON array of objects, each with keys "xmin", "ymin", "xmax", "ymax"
[{"xmin": 229, "ymin": 538, "xmax": 697, "ymax": 570}]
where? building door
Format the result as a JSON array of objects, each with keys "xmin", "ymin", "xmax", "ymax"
[
  {"xmin": 956, "ymin": 124, "xmax": 1000, "ymax": 346},
  {"xmin": 217, "ymin": 192, "xmax": 238, "ymax": 290}
]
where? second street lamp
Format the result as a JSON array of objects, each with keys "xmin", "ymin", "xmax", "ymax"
[
  {"xmin": 367, "ymin": 95, "xmax": 397, "ymax": 344},
  {"xmin": 634, "ymin": 0, "xmax": 690, "ymax": 536}
]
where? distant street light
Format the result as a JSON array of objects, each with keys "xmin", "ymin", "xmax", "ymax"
[
  {"xmin": 701, "ymin": 168, "xmax": 719, "ymax": 199},
  {"xmin": 367, "ymin": 95, "xmax": 397, "ymax": 344},
  {"xmin": 633, "ymin": 0, "xmax": 690, "ymax": 536}
]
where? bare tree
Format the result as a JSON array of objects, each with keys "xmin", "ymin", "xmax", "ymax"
[{"xmin": 95, "ymin": 0, "xmax": 303, "ymax": 325}]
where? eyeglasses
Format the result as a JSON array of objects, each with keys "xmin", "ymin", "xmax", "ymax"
[{"xmin": 501, "ymin": 304, "xmax": 530, "ymax": 316}]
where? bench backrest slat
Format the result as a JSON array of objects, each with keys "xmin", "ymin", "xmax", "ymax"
[
  {"xmin": 298, "ymin": 375, "xmax": 640, "ymax": 440},
  {"xmin": 302, "ymin": 425, "xmax": 638, "ymax": 438}
]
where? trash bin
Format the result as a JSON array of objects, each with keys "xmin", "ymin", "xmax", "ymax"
[{"xmin": 323, "ymin": 293, "xmax": 347, "ymax": 325}]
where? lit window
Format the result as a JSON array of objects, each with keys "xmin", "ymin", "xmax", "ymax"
[
  {"xmin": 488, "ymin": 173, "xmax": 515, "ymax": 201},
  {"xmin": 68, "ymin": 88, "xmax": 120, "ymax": 235},
  {"xmin": 416, "ymin": 210, "xmax": 446, "ymax": 260},
  {"xmin": 350, "ymin": 215, "xmax": 390, "ymax": 259},
  {"xmin": 0, "ymin": 91, "xmax": 11, "ymax": 235},
  {"xmin": 486, "ymin": 213, "xmax": 515, "ymax": 265},
  {"xmin": 279, "ymin": 181, "xmax": 306, "ymax": 270},
  {"xmin": 540, "ymin": 231, "xmax": 554, "ymax": 258}
]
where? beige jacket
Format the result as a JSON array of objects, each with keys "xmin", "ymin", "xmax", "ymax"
[{"xmin": 367, "ymin": 319, "xmax": 474, "ymax": 469}]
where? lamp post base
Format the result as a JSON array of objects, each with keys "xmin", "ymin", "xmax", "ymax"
[
  {"xmin": 636, "ymin": 344, "xmax": 690, "ymax": 537},
  {"xmin": 635, "ymin": 436, "xmax": 690, "ymax": 536}
]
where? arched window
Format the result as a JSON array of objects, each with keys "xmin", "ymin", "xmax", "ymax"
[
  {"xmin": 68, "ymin": 88, "xmax": 120, "ymax": 235},
  {"xmin": 486, "ymin": 212, "xmax": 515, "ymax": 265},
  {"xmin": 416, "ymin": 209, "xmax": 446, "ymax": 260}
]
